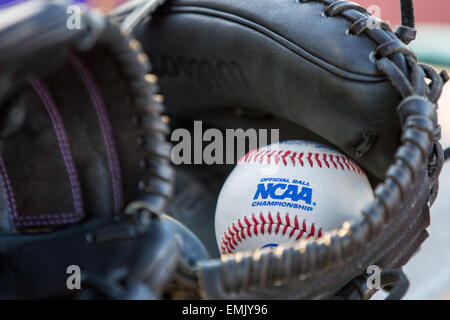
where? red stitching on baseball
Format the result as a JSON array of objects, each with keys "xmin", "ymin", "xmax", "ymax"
[
  {"xmin": 322, "ymin": 153, "xmax": 330, "ymax": 168},
  {"xmin": 239, "ymin": 149, "xmax": 364, "ymax": 175},
  {"xmin": 220, "ymin": 212, "xmax": 323, "ymax": 254}
]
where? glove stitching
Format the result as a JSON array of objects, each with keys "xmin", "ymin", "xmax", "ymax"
[
  {"xmin": 70, "ymin": 53, "xmax": 124, "ymax": 214},
  {"xmin": 16, "ymin": 77, "xmax": 85, "ymax": 226},
  {"xmin": 0, "ymin": 155, "xmax": 18, "ymax": 222}
]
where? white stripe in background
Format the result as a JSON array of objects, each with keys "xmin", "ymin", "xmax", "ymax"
[{"xmin": 412, "ymin": 24, "xmax": 450, "ymax": 65}]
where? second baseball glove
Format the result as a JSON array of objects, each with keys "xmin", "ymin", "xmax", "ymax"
[{"xmin": 0, "ymin": 0, "xmax": 176, "ymax": 299}]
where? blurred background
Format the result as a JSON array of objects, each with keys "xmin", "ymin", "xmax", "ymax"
[{"xmin": 84, "ymin": 0, "xmax": 450, "ymax": 300}]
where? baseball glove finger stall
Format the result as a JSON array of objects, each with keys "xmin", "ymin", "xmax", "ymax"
[
  {"xmin": 131, "ymin": 0, "xmax": 448, "ymax": 299},
  {"xmin": 0, "ymin": 1, "xmax": 177, "ymax": 299}
]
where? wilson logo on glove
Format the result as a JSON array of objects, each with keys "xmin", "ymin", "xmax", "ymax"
[{"xmin": 153, "ymin": 54, "xmax": 248, "ymax": 91}]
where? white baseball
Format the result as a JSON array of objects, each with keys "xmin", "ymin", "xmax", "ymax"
[{"xmin": 215, "ymin": 140, "xmax": 374, "ymax": 255}]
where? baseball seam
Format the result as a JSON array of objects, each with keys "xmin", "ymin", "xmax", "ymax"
[
  {"xmin": 220, "ymin": 212, "xmax": 323, "ymax": 254},
  {"xmin": 238, "ymin": 149, "xmax": 363, "ymax": 175}
]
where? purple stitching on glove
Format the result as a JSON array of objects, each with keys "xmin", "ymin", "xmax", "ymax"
[
  {"xmin": 15, "ymin": 216, "xmax": 83, "ymax": 227},
  {"xmin": 15, "ymin": 212, "xmax": 82, "ymax": 220},
  {"xmin": 70, "ymin": 54, "xmax": 124, "ymax": 214},
  {"xmin": 27, "ymin": 77, "xmax": 84, "ymax": 224},
  {"xmin": 0, "ymin": 143, "xmax": 80, "ymax": 223},
  {"xmin": 0, "ymin": 155, "xmax": 19, "ymax": 220}
]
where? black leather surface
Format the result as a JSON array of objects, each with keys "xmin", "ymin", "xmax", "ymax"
[
  {"xmin": 0, "ymin": 217, "xmax": 179, "ymax": 299},
  {"xmin": 136, "ymin": 0, "xmax": 408, "ymax": 181}
]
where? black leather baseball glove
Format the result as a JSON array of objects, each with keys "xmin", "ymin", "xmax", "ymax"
[
  {"xmin": 0, "ymin": 0, "xmax": 447, "ymax": 300},
  {"xmin": 128, "ymin": 0, "xmax": 448, "ymax": 299}
]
